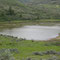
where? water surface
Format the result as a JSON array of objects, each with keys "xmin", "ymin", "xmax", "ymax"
[{"xmin": 0, "ymin": 25, "xmax": 60, "ymax": 40}]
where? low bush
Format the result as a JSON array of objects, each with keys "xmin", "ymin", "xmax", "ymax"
[{"xmin": 0, "ymin": 49, "xmax": 15, "ymax": 60}]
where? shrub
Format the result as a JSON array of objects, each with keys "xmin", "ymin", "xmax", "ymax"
[{"xmin": 0, "ymin": 49, "xmax": 15, "ymax": 60}]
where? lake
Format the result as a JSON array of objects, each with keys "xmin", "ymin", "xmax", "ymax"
[{"xmin": 0, "ymin": 25, "xmax": 60, "ymax": 40}]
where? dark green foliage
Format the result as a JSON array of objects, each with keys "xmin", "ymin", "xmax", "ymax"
[
  {"xmin": 20, "ymin": 14, "xmax": 22, "ymax": 18},
  {"xmin": 7, "ymin": 6, "xmax": 15, "ymax": 15}
]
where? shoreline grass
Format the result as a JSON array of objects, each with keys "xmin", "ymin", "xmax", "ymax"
[
  {"xmin": 0, "ymin": 34, "xmax": 60, "ymax": 60},
  {"xmin": 0, "ymin": 19, "xmax": 60, "ymax": 29}
]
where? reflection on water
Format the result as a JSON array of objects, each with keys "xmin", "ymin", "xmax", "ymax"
[{"xmin": 0, "ymin": 25, "xmax": 60, "ymax": 40}]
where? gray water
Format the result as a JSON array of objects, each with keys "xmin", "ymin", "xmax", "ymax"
[{"xmin": 0, "ymin": 25, "xmax": 60, "ymax": 40}]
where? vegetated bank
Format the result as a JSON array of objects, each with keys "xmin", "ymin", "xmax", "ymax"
[
  {"xmin": 0, "ymin": 19, "xmax": 60, "ymax": 30},
  {"xmin": 0, "ymin": 34, "xmax": 60, "ymax": 60}
]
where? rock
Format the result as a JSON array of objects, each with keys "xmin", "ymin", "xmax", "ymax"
[
  {"xmin": 33, "ymin": 52, "xmax": 43, "ymax": 56},
  {"xmin": 57, "ymin": 52, "xmax": 60, "ymax": 55},
  {"xmin": 44, "ymin": 50, "xmax": 56, "ymax": 55},
  {"xmin": 27, "ymin": 57, "xmax": 31, "ymax": 60}
]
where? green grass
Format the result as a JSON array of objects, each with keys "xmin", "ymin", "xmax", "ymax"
[
  {"xmin": 0, "ymin": 19, "xmax": 60, "ymax": 29},
  {"xmin": 0, "ymin": 35, "xmax": 60, "ymax": 60}
]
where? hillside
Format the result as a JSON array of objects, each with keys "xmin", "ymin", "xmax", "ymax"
[
  {"xmin": 21, "ymin": 0, "xmax": 60, "ymax": 5},
  {"xmin": 21, "ymin": 0, "xmax": 60, "ymax": 19},
  {"xmin": 0, "ymin": 0, "xmax": 34, "ymax": 21},
  {"xmin": 0, "ymin": 0, "xmax": 60, "ymax": 21}
]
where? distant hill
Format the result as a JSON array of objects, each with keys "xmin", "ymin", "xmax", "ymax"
[{"xmin": 20, "ymin": 0, "xmax": 60, "ymax": 5}]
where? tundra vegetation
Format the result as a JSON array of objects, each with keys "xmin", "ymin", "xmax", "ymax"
[{"xmin": 0, "ymin": 34, "xmax": 60, "ymax": 60}]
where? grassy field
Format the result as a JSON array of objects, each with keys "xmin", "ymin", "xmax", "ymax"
[{"xmin": 0, "ymin": 35, "xmax": 60, "ymax": 60}]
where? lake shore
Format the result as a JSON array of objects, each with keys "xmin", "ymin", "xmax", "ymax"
[
  {"xmin": 48, "ymin": 34, "xmax": 60, "ymax": 41},
  {"xmin": 0, "ymin": 19, "xmax": 60, "ymax": 29},
  {"xmin": 0, "ymin": 34, "xmax": 60, "ymax": 60}
]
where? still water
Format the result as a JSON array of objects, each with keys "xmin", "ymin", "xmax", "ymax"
[{"xmin": 0, "ymin": 25, "xmax": 60, "ymax": 40}]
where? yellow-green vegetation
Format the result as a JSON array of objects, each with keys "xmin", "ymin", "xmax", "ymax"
[
  {"xmin": 0, "ymin": 35, "xmax": 60, "ymax": 60},
  {"xmin": 0, "ymin": 19, "xmax": 60, "ymax": 29}
]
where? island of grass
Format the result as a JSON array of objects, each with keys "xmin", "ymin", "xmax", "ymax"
[{"xmin": 0, "ymin": 34, "xmax": 60, "ymax": 60}]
